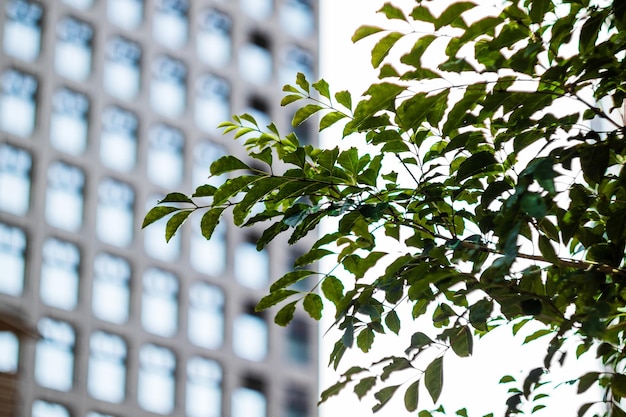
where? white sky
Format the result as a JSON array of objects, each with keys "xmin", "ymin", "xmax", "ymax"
[{"xmin": 316, "ymin": 1, "xmax": 604, "ymax": 416}]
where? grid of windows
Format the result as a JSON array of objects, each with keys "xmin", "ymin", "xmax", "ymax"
[{"xmin": 0, "ymin": 2, "xmax": 318, "ymax": 417}]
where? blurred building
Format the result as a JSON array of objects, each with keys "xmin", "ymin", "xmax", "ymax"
[{"xmin": 0, "ymin": 1, "xmax": 318, "ymax": 417}]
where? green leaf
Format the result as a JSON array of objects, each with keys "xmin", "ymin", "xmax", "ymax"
[
  {"xmin": 142, "ymin": 206, "xmax": 179, "ymax": 229},
  {"xmin": 295, "ymin": 72, "xmax": 310, "ymax": 93},
  {"xmin": 292, "ymin": 104, "xmax": 324, "ymax": 127},
  {"xmin": 538, "ymin": 235, "xmax": 559, "ymax": 264},
  {"xmin": 312, "ymin": 79, "xmax": 331, "ymax": 99},
  {"xmin": 381, "ymin": 357, "xmax": 412, "ymax": 381},
  {"xmin": 371, "ymin": 32, "xmax": 404, "ymax": 68},
  {"xmin": 411, "ymin": 6, "xmax": 435, "ymax": 23},
  {"xmin": 379, "ymin": 3, "xmax": 406, "ymax": 20},
  {"xmin": 406, "ymin": 331, "xmax": 433, "ymax": 354},
  {"xmin": 435, "ymin": 1, "xmax": 476, "ymax": 30},
  {"xmin": 450, "ymin": 326, "xmax": 473, "ymax": 357},
  {"xmin": 424, "ymin": 357, "xmax": 444, "ymax": 403},
  {"xmin": 200, "ymin": 207, "xmax": 226, "ymax": 240},
  {"xmin": 281, "ymin": 94, "xmax": 304, "ymax": 106},
  {"xmin": 357, "ymin": 327, "xmax": 375, "ymax": 352},
  {"xmin": 322, "ymin": 276, "xmax": 344, "ymax": 307},
  {"xmin": 303, "ymin": 293, "xmax": 323, "ymax": 320},
  {"xmin": 579, "ymin": 144, "xmax": 610, "ymax": 184},
  {"xmin": 213, "ymin": 176, "xmax": 256, "ymax": 205},
  {"xmin": 469, "ymin": 299, "xmax": 493, "ymax": 331},
  {"xmin": 372, "ymin": 385, "xmax": 400, "ymax": 412},
  {"xmin": 232, "ymin": 177, "xmax": 285, "ymax": 225},
  {"xmin": 274, "ymin": 301, "xmax": 297, "ymax": 326},
  {"xmin": 270, "ymin": 270, "xmax": 315, "ymax": 291},
  {"xmin": 612, "ymin": 374, "xmax": 626, "ymax": 398},
  {"xmin": 520, "ymin": 192, "xmax": 547, "ymax": 219},
  {"xmin": 354, "ymin": 376, "xmax": 377, "ymax": 400},
  {"xmin": 256, "ymin": 289, "xmax": 299, "ymax": 311},
  {"xmin": 578, "ymin": 403, "xmax": 594, "ymax": 417},
  {"xmin": 456, "ymin": 151, "xmax": 498, "ymax": 181},
  {"xmin": 210, "ymin": 156, "xmax": 250, "ymax": 176},
  {"xmin": 352, "ymin": 25, "xmax": 385, "ymax": 42},
  {"xmin": 192, "ymin": 185, "xmax": 216, "ymax": 198},
  {"xmin": 404, "ymin": 379, "xmax": 420, "ymax": 412},
  {"xmin": 160, "ymin": 192, "xmax": 193, "ymax": 204},
  {"xmin": 319, "ymin": 111, "xmax": 347, "ymax": 131},
  {"xmin": 385, "ymin": 310, "xmax": 401, "ymax": 335},
  {"xmin": 577, "ymin": 372, "xmax": 600, "ymax": 394},
  {"xmin": 165, "ymin": 210, "xmax": 191, "ymax": 242},
  {"xmin": 335, "ymin": 90, "xmax": 353, "ymax": 110},
  {"xmin": 529, "ymin": 0, "xmax": 551, "ymax": 23}
]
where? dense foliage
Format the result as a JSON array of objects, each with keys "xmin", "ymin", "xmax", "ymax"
[{"xmin": 144, "ymin": 0, "xmax": 626, "ymax": 415}]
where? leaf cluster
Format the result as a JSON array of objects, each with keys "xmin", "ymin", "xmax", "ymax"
[{"xmin": 144, "ymin": 0, "xmax": 626, "ymax": 415}]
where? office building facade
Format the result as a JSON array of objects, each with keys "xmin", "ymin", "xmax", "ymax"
[{"xmin": 0, "ymin": 1, "xmax": 319, "ymax": 416}]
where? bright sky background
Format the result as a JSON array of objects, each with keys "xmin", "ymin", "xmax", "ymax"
[{"xmin": 316, "ymin": 1, "xmax": 604, "ymax": 416}]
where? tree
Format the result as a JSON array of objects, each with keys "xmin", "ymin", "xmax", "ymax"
[{"xmin": 143, "ymin": 0, "xmax": 626, "ymax": 415}]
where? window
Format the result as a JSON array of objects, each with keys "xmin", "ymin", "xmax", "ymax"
[
  {"xmin": 0, "ymin": 69, "xmax": 37, "ymax": 138},
  {"xmin": 240, "ymin": 0, "xmax": 273, "ymax": 20},
  {"xmin": 104, "ymin": 37, "xmax": 141, "ymax": 101},
  {"xmin": 107, "ymin": 0, "xmax": 143, "ymax": 30},
  {"xmin": 193, "ymin": 141, "xmax": 226, "ymax": 189},
  {"xmin": 88, "ymin": 331, "xmax": 127, "ymax": 403},
  {"xmin": 151, "ymin": 56, "xmax": 187, "ymax": 118},
  {"xmin": 32, "ymin": 401, "xmax": 70, "ymax": 417},
  {"xmin": 239, "ymin": 32, "xmax": 272, "ymax": 85},
  {"xmin": 100, "ymin": 106, "xmax": 138, "ymax": 173},
  {"xmin": 0, "ymin": 223, "xmax": 26, "ymax": 296},
  {"xmin": 186, "ymin": 357, "xmax": 222, "ymax": 417},
  {"xmin": 86, "ymin": 413, "xmax": 115, "ymax": 417},
  {"xmin": 142, "ymin": 268, "xmax": 178, "ymax": 337},
  {"xmin": 45, "ymin": 162, "xmax": 84, "ymax": 232},
  {"xmin": 55, "ymin": 17, "xmax": 93, "ymax": 82},
  {"xmin": 3, "ymin": 0, "xmax": 43, "ymax": 62},
  {"xmin": 0, "ymin": 144, "xmax": 31, "ymax": 215},
  {"xmin": 144, "ymin": 194, "xmax": 180, "ymax": 261},
  {"xmin": 190, "ymin": 218, "xmax": 227, "ymax": 277},
  {"xmin": 0, "ymin": 332, "xmax": 19, "ymax": 373},
  {"xmin": 96, "ymin": 179, "xmax": 134, "ymax": 247},
  {"xmin": 62, "ymin": 0, "xmax": 93, "ymax": 9},
  {"xmin": 188, "ymin": 282, "xmax": 224, "ymax": 349},
  {"xmin": 280, "ymin": 0, "xmax": 314, "ymax": 39},
  {"xmin": 40, "ymin": 238, "xmax": 80, "ymax": 311},
  {"xmin": 50, "ymin": 88, "xmax": 90, "ymax": 155},
  {"xmin": 197, "ymin": 9, "xmax": 232, "ymax": 67},
  {"xmin": 93, "ymin": 253, "xmax": 131, "ymax": 324},
  {"xmin": 147, "ymin": 124, "xmax": 184, "ymax": 188},
  {"xmin": 195, "ymin": 74, "xmax": 230, "ymax": 134},
  {"xmin": 284, "ymin": 386, "xmax": 309, "ymax": 417},
  {"xmin": 233, "ymin": 304, "xmax": 267, "ymax": 361},
  {"xmin": 286, "ymin": 317, "xmax": 310, "ymax": 364},
  {"xmin": 280, "ymin": 46, "xmax": 314, "ymax": 87},
  {"xmin": 232, "ymin": 377, "xmax": 267, "ymax": 417},
  {"xmin": 34, "ymin": 318, "xmax": 74, "ymax": 391},
  {"xmin": 234, "ymin": 235, "xmax": 269, "ymax": 290},
  {"xmin": 153, "ymin": 0, "xmax": 188, "ymax": 49},
  {"xmin": 138, "ymin": 344, "xmax": 176, "ymax": 415}
]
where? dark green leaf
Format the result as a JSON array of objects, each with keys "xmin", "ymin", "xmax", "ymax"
[
  {"xmin": 256, "ymin": 289, "xmax": 299, "ymax": 311},
  {"xmin": 577, "ymin": 372, "xmax": 600, "ymax": 394},
  {"xmin": 354, "ymin": 376, "xmax": 377, "ymax": 400},
  {"xmin": 435, "ymin": 2, "xmax": 476, "ymax": 30},
  {"xmin": 165, "ymin": 210, "xmax": 191, "ymax": 242},
  {"xmin": 210, "ymin": 156, "xmax": 250, "ymax": 176},
  {"xmin": 142, "ymin": 206, "xmax": 179, "ymax": 229},
  {"xmin": 274, "ymin": 301, "xmax": 297, "ymax": 326},
  {"xmin": 322, "ymin": 276, "xmax": 344, "ymax": 307},
  {"xmin": 612, "ymin": 374, "xmax": 626, "ymax": 398},
  {"xmin": 538, "ymin": 235, "xmax": 559, "ymax": 264},
  {"xmin": 200, "ymin": 207, "xmax": 226, "ymax": 240},
  {"xmin": 404, "ymin": 379, "xmax": 420, "ymax": 412},
  {"xmin": 424, "ymin": 357, "xmax": 444, "ymax": 403},
  {"xmin": 450, "ymin": 326, "xmax": 473, "ymax": 357},
  {"xmin": 270, "ymin": 270, "xmax": 315, "ymax": 291},
  {"xmin": 456, "ymin": 151, "xmax": 498, "ymax": 181},
  {"xmin": 192, "ymin": 185, "xmax": 216, "ymax": 198},
  {"xmin": 303, "ymin": 293, "xmax": 323, "ymax": 320},
  {"xmin": 385, "ymin": 310, "xmax": 401, "ymax": 334},
  {"xmin": 160, "ymin": 192, "xmax": 193, "ymax": 203},
  {"xmin": 372, "ymin": 385, "xmax": 400, "ymax": 412}
]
